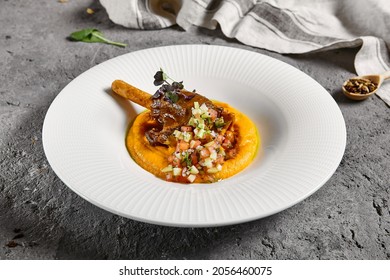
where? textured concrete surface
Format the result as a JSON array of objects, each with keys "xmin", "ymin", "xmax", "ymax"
[{"xmin": 1, "ymin": 0, "xmax": 389, "ymax": 260}]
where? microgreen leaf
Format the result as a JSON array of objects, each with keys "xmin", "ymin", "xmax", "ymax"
[
  {"xmin": 158, "ymin": 68, "xmax": 169, "ymax": 82},
  {"xmin": 172, "ymin": 81, "xmax": 184, "ymax": 90},
  {"xmin": 153, "ymin": 70, "xmax": 165, "ymax": 86},
  {"xmin": 162, "ymin": 71, "xmax": 168, "ymax": 81},
  {"xmin": 165, "ymin": 91, "xmax": 179, "ymax": 103},
  {"xmin": 69, "ymin": 28, "xmax": 127, "ymax": 47},
  {"xmin": 154, "ymin": 69, "xmax": 188, "ymax": 103}
]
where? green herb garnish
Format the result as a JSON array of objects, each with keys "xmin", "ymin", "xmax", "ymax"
[
  {"xmin": 154, "ymin": 68, "xmax": 178, "ymax": 86},
  {"xmin": 69, "ymin": 28, "xmax": 127, "ymax": 47},
  {"xmin": 182, "ymin": 152, "xmax": 192, "ymax": 167},
  {"xmin": 214, "ymin": 118, "xmax": 225, "ymax": 128},
  {"xmin": 153, "ymin": 68, "xmax": 186, "ymax": 103},
  {"xmin": 165, "ymin": 91, "xmax": 179, "ymax": 103}
]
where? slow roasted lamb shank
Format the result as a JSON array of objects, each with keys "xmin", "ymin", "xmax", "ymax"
[{"xmin": 111, "ymin": 79, "xmax": 234, "ymax": 146}]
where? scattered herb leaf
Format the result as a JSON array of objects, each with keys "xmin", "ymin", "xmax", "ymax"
[
  {"xmin": 69, "ymin": 28, "xmax": 126, "ymax": 47},
  {"xmin": 13, "ymin": 233, "xmax": 24, "ymax": 239}
]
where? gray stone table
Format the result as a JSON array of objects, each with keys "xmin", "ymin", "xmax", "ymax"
[{"xmin": 1, "ymin": 0, "xmax": 389, "ymax": 260}]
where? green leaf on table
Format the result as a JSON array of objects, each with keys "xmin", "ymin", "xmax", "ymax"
[{"xmin": 69, "ymin": 28, "xmax": 127, "ymax": 47}]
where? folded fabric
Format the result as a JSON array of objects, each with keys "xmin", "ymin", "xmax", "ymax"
[{"xmin": 100, "ymin": 0, "xmax": 390, "ymax": 106}]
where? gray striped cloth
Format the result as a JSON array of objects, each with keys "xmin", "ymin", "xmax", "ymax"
[{"xmin": 100, "ymin": 0, "xmax": 390, "ymax": 106}]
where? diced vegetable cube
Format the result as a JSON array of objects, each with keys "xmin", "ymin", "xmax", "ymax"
[
  {"xmin": 187, "ymin": 174, "xmax": 196, "ymax": 182},
  {"xmin": 173, "ymin": 167, "xmax": 182, "ymax": 176},
  {"xmin": 189, "ymin": 165, "xmax": 199, "ymax": 174},
  {"xmin": 207, "ymin": 167, "xmax": 219, "ymax": 174},
  {"xmin": 161, "ymin": 165, "xmax": 173, "ymax": 172},
  {"xmin": 194, "ymin": 101, "xmax": 200, "ymax": 109},
  {"xmin": 203, "ymin": 158, "xmax": 213, "ymax": 168},
  {"xmin": 173, "ymin": 130, "xmax": 182, "ymax": 139},
  {"xmin": 210, "ymin": 150, "xmax": 217, "ymax": 160},
  {"xmin": 200, "ymin": 103, "xmax": 209, "ymax": 113}
]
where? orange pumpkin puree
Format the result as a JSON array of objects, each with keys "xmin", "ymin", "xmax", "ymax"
[{"xmin": 126, "ymin": 102, "xmax": 259, "ymax": 183}]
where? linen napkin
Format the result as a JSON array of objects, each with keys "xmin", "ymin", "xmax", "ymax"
[{"xmin": 100, "ymin": 0, "xmax": 390, "ymax": 106}]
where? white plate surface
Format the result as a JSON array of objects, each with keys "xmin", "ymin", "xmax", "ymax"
[{"xmin": 43, "ymin": 45, "xmax": 346, "ymax": 227}]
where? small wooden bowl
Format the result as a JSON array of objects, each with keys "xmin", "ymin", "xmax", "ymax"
[
  {"xmin": 342, "ymin": 84, "xmax": 376, "ymax": 100},
  {"xmin": 342, "ymin": 75, "xmax": 380, "ymax": 101}
]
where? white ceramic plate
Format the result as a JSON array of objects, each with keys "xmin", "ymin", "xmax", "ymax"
[{"xmin": 43, "ymin": 45, "xmax": 346, "ymax": 227}]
